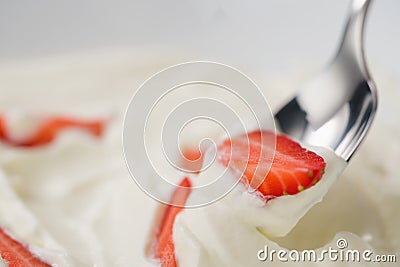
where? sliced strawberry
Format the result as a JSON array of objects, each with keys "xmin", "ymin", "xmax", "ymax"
[
  {"xmin": 181, "ymin": 148, "xmax": 203, "ymax": 174},
  {"xmin": 0, "ymin": 115, "xmax": 105, "ymax": 148},
  {"xmin": 217, "ymin": 130, "xmax": 326, "ymax": 199},
  {"xmin": 0, "ymin": 115, "xmax": 6, "ymax": 140},
  {"xmin": 150, "ymin": 178, "xmax": 192, "ymax": 267},
  {"xmin": 0, "ymin": 227, "xmax": 51, "ymax": 267}
]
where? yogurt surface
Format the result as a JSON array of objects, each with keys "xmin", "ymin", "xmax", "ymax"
[{"xmin": 0, "ymin": 51, "xmax": 398, "ymax": 266}]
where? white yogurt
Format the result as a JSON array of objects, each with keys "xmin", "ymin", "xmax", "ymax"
[
  {"xmin": 0, "ymin": 51, "xmax": 398, "ymax": 267},
  {"xmin": 173, "ymin": 143, "xmax": 355, "ymax": 267}
]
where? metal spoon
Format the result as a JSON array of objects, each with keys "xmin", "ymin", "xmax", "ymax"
[{"xmin": 275, "ymin": 0, "xmax": 377, "ymax": 162}]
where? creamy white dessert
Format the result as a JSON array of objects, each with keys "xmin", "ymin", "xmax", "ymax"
[
  {"xmin": 0, "ymin": 52, "xmax": 161, "ymax": 267},
  {"xmin": 0, "ymin": 51, "xmax": 398, "ymax": 266},
  {"xmin": 171, "ymin": 125, "xmax": 399, "ymax": 266},
  {"xmin": 174, "ymin": 144, "xmax": 353, "ymax": 267}
]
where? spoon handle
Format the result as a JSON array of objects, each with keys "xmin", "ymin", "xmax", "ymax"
[{"xmin": 337, "ymin": 0, "xmax": 372, "ymax": 75}]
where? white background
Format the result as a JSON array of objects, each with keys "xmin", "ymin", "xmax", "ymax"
[{"xmin": 1, "ymin": 0, "xmax": 399, "ymax": 78}]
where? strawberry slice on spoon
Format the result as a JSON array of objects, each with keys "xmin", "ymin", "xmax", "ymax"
[{"xmin": 217, "ymin": 130, "xmax": 326, "ymax": 199}]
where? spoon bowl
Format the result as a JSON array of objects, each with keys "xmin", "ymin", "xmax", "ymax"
[{"xmin": 275, "ymin": 0, "xmax": 377, "ymax": 161}]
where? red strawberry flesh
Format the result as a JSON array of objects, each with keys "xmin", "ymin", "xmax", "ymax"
[
  {"xmin": 0, "ymin": 227, "xmax": 52, "ymax": 267},
  {"xmin": 0, "ymin": 114, "xmax": 104, "ymax": 148},
  {"xmin": 180, "ymin": 148, "xmax": 203, "ymax": 174},
  {"xmin": 217, "ymin": 130, "xmax": 326, "ymax": 198},
  {"xmin": 151, "ymin": 177, "xmax": 192, "ymax": 267}
]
